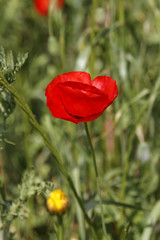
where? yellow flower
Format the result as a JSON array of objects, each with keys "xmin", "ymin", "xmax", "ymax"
[{"xmin": 46, "ymin": 189, "xmax": 69, "ymax": 215}]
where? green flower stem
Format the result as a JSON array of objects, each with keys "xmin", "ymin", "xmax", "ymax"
[
  {"xmin": 89, "ymin": 0, "xmax": 97, "ymax": 78},
  {"xmin": 48, "ymin": 1, "xmax": 65, "ymax": 72},
  {"xmin": 59, "ymin": 23, "xmax": 65, "ymax": 73},
  {"xmin": 48, "ymin": 0, "xmax": 54, "ymax": 37},
  {"xmin": 3, "ymin": 220, "xmax": 11, "ymax": 240},
  {"xmin": 0, "ymin": 72, "xmax": 98, "ymax": 240},
  {"xmin": 84, "ymin": 123, "xmax": 108, "ymax": 239},
  {"xmin": 58, "ymin": 216, "xmax": 63, "ymax": 240}
]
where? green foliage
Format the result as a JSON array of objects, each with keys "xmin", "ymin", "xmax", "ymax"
[
  {"xmin": 0, "ymin": 47, "xmax": 28, "ymax": 148},
  {"xmin": 0, "ymin": 87, "xmax": 15, "ymax": 146},
  {"xmin": 0, "ymin": 47, "xmax": 28, "ymax": 84},
  {"xmin": 0, "ymin": 168, "xmax": 54, "ymax": 225},
  {"xmin": 18, "ymin": 168, "xmax": 54, "ymax": 200}
]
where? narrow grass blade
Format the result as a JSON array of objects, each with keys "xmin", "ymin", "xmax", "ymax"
[
  {"xmin": 85, "ymin": 200, "xmax": 143, "ymax": 212},
  {"xmin": 141, "ymin": 200, "xmax": 160, "ymax": 240}
]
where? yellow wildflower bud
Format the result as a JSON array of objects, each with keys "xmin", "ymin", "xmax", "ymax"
[{"xmin": 46, "ymin": 189, "xmax": 69, "ymax": 215}]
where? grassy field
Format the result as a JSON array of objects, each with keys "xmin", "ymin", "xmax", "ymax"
[{"xmin": 0, "ymin": 0, "xmax": 160, "ymax": 239}]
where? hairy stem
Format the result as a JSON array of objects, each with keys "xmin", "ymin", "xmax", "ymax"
[{"xmin": 0, "ymin": 72, "xmax": 98, "ymax": 239}]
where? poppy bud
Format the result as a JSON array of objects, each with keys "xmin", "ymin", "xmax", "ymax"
[
  {"xmin": 136, "ymin": 142, "xmax": 150, "ymax": 163},
  {"xmin": 95, "ymin": 8, "xmax": 106, "ymax": 26},
  {"xmin": 48, "ymin": 37, "xmax": 59, "ymax": 55},
  {"xmin": 46, "ymin": 189, "xmax": 69, "ymax": 215}
]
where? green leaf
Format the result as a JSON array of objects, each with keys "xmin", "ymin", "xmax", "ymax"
[
  {"xmin": 85, "ymin": 200, "xmax": 143, "ymax": 212},
  {"xmin": 141, "ymin": 201, "xmax": 160, "ymax": 240}
]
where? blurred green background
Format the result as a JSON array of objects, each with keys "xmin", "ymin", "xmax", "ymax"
[{"xmin": 0, "ymin": 0, "xmax": 160, "ymax": 239}]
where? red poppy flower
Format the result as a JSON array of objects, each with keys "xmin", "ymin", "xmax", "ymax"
[
  {"xmin": 33, "ymin": 0, "xmax": 64, "ymax": 16},
  {"xmin": 45, "ymin": 71, "xmax": 118, "ymax": 124}
]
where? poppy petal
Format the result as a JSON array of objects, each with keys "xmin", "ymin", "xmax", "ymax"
[
  {"xmin": 58, "ymin": 82, "xmax": 111, "ymax": 118},
  {"xmin": 45, "ymin": 72, "xmax": 118, "ymax": 123},
  {"xmin": 45, "ymin": 84, "xmax": 77, "ymax": 123},
  {"xmin": 33, "ymin": 0, "xmax": 65, "ymax": 16},
  {"xmin": 92, "ymin": 76, "xmax": 118, "ymax": 102},
  {"xmin": 51, "ymin": 71, "xmax": 92, "ymax": 87}
]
